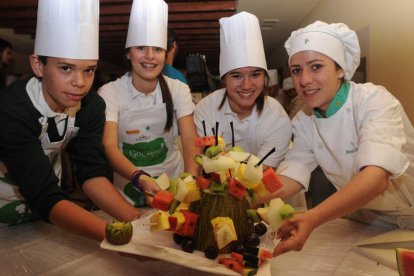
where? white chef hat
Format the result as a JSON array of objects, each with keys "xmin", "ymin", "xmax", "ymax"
[
  {"xmin": 285, "ymin": 21, "xmax": 360, "ymax": 80},
  {"xmin": 282, "ymin": 77, "xmax": 294, "ymax": 91},
  {"xmin": 268, "ymin": 69, "xmax": 278, "ymax": 86},
  {"xmin": 34, "ymin": 0, "xmax": 99, "ymax": 60},
  {"xmin": 125, "ymin": 0, "xmax": 168, "ymax": 50},
  {"xmin": 219, "ymin": 11, "xmax": 267, "ymax": 78}
]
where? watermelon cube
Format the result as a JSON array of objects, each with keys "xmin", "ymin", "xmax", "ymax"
[
  {"xmin": 228, "ymin": 178, "xmax": 246, "ymax": 200},
  {"xmin": 151, "ymin": 190, "xmax": 174, "ymax": 211},
  {"xmin": 262, "ymin": 167, "xmax": 283, "ymax": 193},
  {"xmin": 175, "ymin": 210, "xmax": 199, "ymax": 237},
  {"xmin": 195, "ymin": 175, "xmax": 212, "ymax": 190}
]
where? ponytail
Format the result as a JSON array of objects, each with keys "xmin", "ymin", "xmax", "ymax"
[{"xmin": 158, "ymin": 74, "xmax": 174, "ymax": 131}]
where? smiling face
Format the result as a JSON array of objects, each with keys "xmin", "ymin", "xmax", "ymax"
[
  {"xmin": 30, "ymin": 55, "xmax": 97, "ymax": 113},
  {"xmin": 289, "ymin": 51, "xmax": 344, "ymax": 113},
  {"xmin": 223, "ymin": 67, "xmax": 266, "ymax": 119},
  {"xmin": 127, "ymin": 46, "xmax": 165, "ymax": 93}
]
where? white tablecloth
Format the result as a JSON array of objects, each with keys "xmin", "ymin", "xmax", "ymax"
[{"xmin": 0, "ymin": 212, "xmax": 398, "ymax": 276}]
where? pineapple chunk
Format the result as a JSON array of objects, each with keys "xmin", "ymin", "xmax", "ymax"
[
  {"xmin": 215, "ymin": 224, "xmax": 237, "ymax": 249},
  {"xmin": 171, "ymin": 212, "xmax": 186, "ymax": 230},
  {"xmin": 211, "ymin": 217, "xmax": 238, "ymax": 249},
  {"xmin": 149, "ymin": 211, "xmax": 170, "ymax": 231},
  {"xmin": 183, "ymin": 181, "xmax": 201, "ymax": 203},
  {"xmin": 175, "ymin": 202, "xmax": 190, "ymax": 212}
]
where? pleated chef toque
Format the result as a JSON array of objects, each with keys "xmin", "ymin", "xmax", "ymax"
[
  {"xmin": 219, "ymin": 11, "xmax": 268, "ymax": 78},
  {"xmin": 34, "ymin": 0, "xmax": 99, "ymax": 60},
  {"xmin": 285, "ymin": 21, "xmax": 360, "ymax": 80},
  {"xmin": 125, "ymin": 0, "xmax": 168, "ymax": 50}
]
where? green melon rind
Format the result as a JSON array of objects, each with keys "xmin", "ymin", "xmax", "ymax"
[{"xmin": 396, "ymin": 248, "xmax": 414, "ymax": 276}]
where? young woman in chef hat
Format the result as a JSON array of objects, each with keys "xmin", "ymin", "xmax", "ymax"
[
  {"xmin": 259, "ymin": 21, "xmax": 414, "ymax": 256},
  {"xmin": 99, "ymin": 0, "xmax": 200, "ymax": 206},
  {"xmin": 0, "ymin": 0, "xmax": 142, "ymax": 241},
  {"xmin": 194, "ymin": 12, "xmax": 292, "ymax": 170}
]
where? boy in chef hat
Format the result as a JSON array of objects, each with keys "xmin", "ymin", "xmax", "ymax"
[
  {"xmin": 257, "ymin": 21, "xmax": 414, "ymax": 257},
  {"xmin": 195, "ymin": 11, "xmax": 292, "ymax": 172},
  {"xmin": 0, "ymin": 0, "xmax": 141, "ymax": 241},
  {"xmin": 99, "ymin": 0, "xmax": 199, "ymax": 207}
]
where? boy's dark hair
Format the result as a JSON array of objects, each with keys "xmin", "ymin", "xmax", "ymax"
[
  {"xmin": 0, "ymin": 38, "xmax": 12, "ymax": 53},
  {"xmin": 38, "ymin": 55, "xmax": 48, "ymax": 65}
]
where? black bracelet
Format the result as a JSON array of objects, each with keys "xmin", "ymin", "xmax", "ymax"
[{"xmin": 132, "ymin": 170, "xmax": 151, "ymax": 192}]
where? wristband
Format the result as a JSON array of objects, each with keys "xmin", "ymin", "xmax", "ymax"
[{"xmin": 132, "ymin": 170, "xmax": 151, "ymax": 192}]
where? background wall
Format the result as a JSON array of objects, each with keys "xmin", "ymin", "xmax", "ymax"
[{"xmin": 268, "ymin": 0, "xmax": 414, "ymax": 122}]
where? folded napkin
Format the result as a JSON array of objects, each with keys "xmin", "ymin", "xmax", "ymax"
[{"xmin": 353, "ymin": 229, "xmax": 414, "ymax": 270}]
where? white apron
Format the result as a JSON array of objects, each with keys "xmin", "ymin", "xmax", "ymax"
[
  {"xmin": 0, "ymin": 115, "xmax": 78, "ymax": 227},
  {"xmin": 114, "ymin": 88, "xmax": 183, "ymax": 206},
  {"xmin": 311, "ymin": 97, "xmax": 414, "ymax": 227}
]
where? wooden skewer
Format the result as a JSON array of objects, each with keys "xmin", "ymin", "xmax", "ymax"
[
  {"xmin": 143, "ymin": 222, "xmax": 158, "ymax": 226},
  {"xmin": 144, "ymin": 190, "xmax": 156, "ymax": 198}
]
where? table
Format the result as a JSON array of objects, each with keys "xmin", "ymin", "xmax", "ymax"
[{"xmin": 0, "ymin": 212, "xmax": 399, "ymax": 276}]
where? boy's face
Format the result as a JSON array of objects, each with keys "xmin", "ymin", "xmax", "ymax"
[{"xmin": 31, "ymin": 56, "xmax": 97, "ymax": 113}]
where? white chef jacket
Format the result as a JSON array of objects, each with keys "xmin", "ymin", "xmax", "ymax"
[
  {"xmin": 280, "ymin": 81, "xmax": 414, "ymax": 217},
  {"xmin": 194, "ymin": 88, "xmax": 292, "ymax": 168},
  {"xmin": 98, "ymin": 72, "xmax": 195, "ymax": 179}
]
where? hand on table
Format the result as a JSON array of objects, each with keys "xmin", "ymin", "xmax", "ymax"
[{"xmin": 272, "ymin": 213, "xmax": 316, "ymax": 257}]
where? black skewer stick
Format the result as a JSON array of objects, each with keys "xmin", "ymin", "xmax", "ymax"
[
  {"xmin": 255, "ymin": 147, "xmax": 276, "ymax": 167},
  {"xmin": 202, "ymin": 120, "xmax": 207, "ymax": 136},
  {"xmin": 215, "ymin": 122, "xmax": 219, "ymax": 146},
  {"xmin": 230, "ymin": 121, "xmax": 235, "ymax": 148},
  {"xmin": 211, "ymin": 128, "xmax": 215, "ymax": 136}
]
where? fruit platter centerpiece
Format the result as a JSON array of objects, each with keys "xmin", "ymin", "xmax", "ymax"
[{"xmin": 102, "ymin": 123, "xmax": 296, "ymax": 275}]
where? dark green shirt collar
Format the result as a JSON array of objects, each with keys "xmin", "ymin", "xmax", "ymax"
[{"xmin": 314, "ymin": 81, "xmax": 350, "ymax": 118}]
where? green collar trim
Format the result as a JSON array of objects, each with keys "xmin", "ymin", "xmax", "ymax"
[{"xmin": 315, "ymin": 81, "xmax": 350, "ymax": 118}]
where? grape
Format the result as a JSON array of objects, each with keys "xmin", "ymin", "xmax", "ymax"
[
  {"xmin": 254, "ymin": 223, "xmax": 267, "ymax": 237},
  {"xmin": 244, "ymin": 232, "xmax": 260, "ymax": 247},
  {"xmin": 181, "ymin": 237, "xmax": 196, "ymax": 253},
  {"xmin": 173, "ymin": 233, "xmax": 184, "ymax": 245},
  {"xmin": 204, "ymin": 245, "xmax": 219, "ymax": 259}
]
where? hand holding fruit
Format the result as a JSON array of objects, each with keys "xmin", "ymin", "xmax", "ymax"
[
  {"xmin": 272, "ymin": 212, "xmax": 314, "ymax": 257},
  {"xmin": 139, "ymin": 175, "xmax": 160, "ymax": 205}
]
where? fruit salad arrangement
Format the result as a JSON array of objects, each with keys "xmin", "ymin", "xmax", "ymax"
[
  {"xmin": 142, "ymin": 133, "xmax": 296, "ymax": 275},
  {"xmin": 105, "ymin": 126, "xmax": 296, "ymax": 275}
]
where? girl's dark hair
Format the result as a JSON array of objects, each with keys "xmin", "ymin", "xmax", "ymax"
[{"xmin": 158, "ymin": 74, "xmax": 174, "ymax": 131}]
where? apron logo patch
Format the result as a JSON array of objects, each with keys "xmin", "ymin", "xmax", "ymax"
[{"xmin": 122, "ymin": 137, "xmax": 168, "ymax": 166}]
